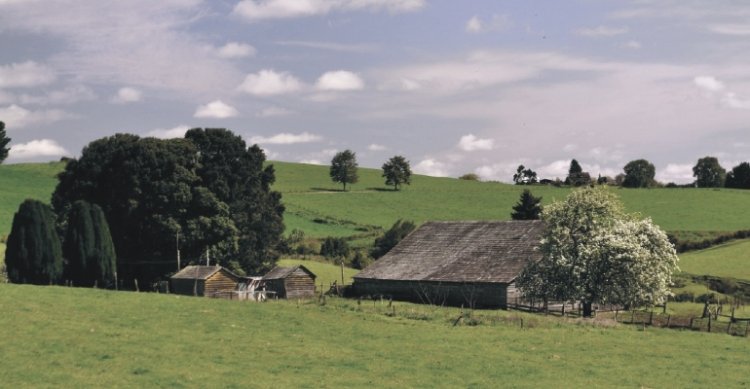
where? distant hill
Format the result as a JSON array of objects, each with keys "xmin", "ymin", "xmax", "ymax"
[{"xmin": 0, "ymin": 162, "xmax": 65, "ymax": 237}]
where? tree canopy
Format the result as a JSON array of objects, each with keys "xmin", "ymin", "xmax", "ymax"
[
  {"xmin": 371, "ymin": 219, "xmax": 416, "ymax": 259},
  {"xmin": 330, "ymin": 149, "xmax": 359, "ymax": 191},
  {"xmin": 5, "ymin": 199, "xmax": 63, "ymax": 285},
  {"xmin": 725, "ymin": 162, "xmax": 750, "ymax": 189},
  {"xmin": 516, "ymin": 187, "xmax": 678, "ymax": 317},
  {"xmin": 513, "ymin": 165, "xmax": 538, "ymax": 185},
  {"xmin": 0, "ymin": 121, "xmax": 10, "ymax": 163},
  {"xmin": 622, "ymin": 159, "xmax": 656, "ymax": 188},
  {"xmin": 63, "ymin": 200, "xmax": 117, "ymax": 287},
  {"xmin": 382, "ymin": 155, "xmax": 412, "ymax": 190},
  {"xmin": 566, "ymin": 159, "xmax": 590, "ymax": 186},
  {"xmin": 693, "ymin": 156, "xmax": 726, "ymax": 188},
  {"xmin": 511, "ymin": 189, "xmax": 542, "ymax": 220}
]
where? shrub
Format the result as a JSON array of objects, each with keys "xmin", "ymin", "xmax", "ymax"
[{"xmin": 320, "ymin": 237, "xmax": 350, "ymax": 259}]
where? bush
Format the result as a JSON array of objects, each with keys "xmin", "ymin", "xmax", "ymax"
[
  {"xmin": 320, "ymin": 237, "xmax": 350, "ymax": 259},
  {"xmin": 371, "ymin": 219, "xmax": 416, "ymax": 259},
  {"xmin": 672, "ymin": 292, "xmax": 694, "ymax": 302},
  {"xmin": 695, "ymin": 293, "xmax": 716, "ymax": 303},
  {"xmin": 458, "ymin": 173, "xmax": 479, "ymax": 181}
]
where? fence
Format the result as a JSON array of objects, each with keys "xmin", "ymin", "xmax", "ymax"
[{"xmin": 606, "ymin": 308, "xmax": 750, "ymax": 337}]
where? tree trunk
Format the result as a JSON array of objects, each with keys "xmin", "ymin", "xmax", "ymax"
[{"xmin": 582, "ymin": 300, "xmax": 593, "ymax": 318}]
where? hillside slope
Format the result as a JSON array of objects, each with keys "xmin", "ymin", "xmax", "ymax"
[{"xmin": 0, "ymin": 162, "xmax": 64, "ymax": 236}]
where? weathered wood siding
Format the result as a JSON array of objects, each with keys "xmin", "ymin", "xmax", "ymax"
[
  {"xmin": 284, "ymin": 268, "xmax": 315, "ymax": 298},
  {"xmin": 353, "ymin": 279, "xmax": 510, "ymax": 308},
  {"xmin": 265, "ymin": 279, "xmax": 286, "ymax": 298},
  {"xmin": 171, "ymin": 279, "xmax": 206, "ymax": 296},
  {"xmin": 204, "ymin": 271, "xmax": 239, "ymax": 296}
]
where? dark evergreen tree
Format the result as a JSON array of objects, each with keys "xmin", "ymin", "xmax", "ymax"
[
  {"xmin": 371, "ymin": 219, "xmax": 416, "ymax": 259},
  {"xmin": 330, "ymin": 150, "xmax": 359, "ymax": 191},
  {"xmin": 569, "ymin": 159, "xmax": 582, "ymax": 175},
  {"xmin": 622, "ymin": 159, "xmax": 656, "ymax": 188},
  {"xmin": 320, "ymin": 237, "xmax": 350, "ymax": 259},
  {"xmin": 0, "ymin": 121, "xmax": 10, "ymax": 163},
  {"xmin": 63, "ymin": 200, "xmax": 117, "ymax": 287},
  {"xmin": 511, "ymin": 189, "xmax": 543, "ymax": 220},
  {"xmin": 565, "ymin": 159, "xmax": 590, "ymax": 186},
  {"xmin": 382, "ymin": 155, "xmax": 412, "ymax": 190},
  {"xmin": 726, "ymin": 162, "xmax": 750, "ymax": 189},
  {"xmin": 693, "ymin": 156, "xmax": 726, "ymax": 188},
  {"xmin": 5, "ymin": 199, "xmax": 63, "ymax": 284}
]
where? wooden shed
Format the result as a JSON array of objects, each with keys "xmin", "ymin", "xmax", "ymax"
[
  {"xmin": 263, "ymin": 265, "xmax": 316, "ymax": 299},
  {"xmin": 353, "ymin": 220, "xmax": 544, "ymax": 309},
  {"xmin": 170, "ymin": 265, "xmax": 240, "ymax": 297}
]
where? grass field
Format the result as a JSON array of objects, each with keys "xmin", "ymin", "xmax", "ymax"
[
  {"xmin": 1, "ymin": 283, "xmax": 749, "ymax": 387},
  {"xmin": 679, "ymin": 239, "xmax": 750, "ymax": 280},
  {"xmin": 0, "ymin": 162, "xmax": 64, "ymax": 236}
]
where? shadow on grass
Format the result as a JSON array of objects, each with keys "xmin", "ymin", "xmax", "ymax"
[
  {"xmin": 309, "ymin": 187, "xmax": 347, "ymax": 192},
  {"xmin": 366, "ymin": 187, "xmax": 399, "ymax": 192}
]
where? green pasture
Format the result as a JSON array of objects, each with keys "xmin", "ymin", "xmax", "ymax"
[
  {"xmin": 0, "ymin": 162, "xmax": 63, "ymax": 236},
  {"xmin": 277, "ymin": 258, "xmax": 358, "ymax": 289},
  {"xmin": 1, "ymin": 283, "xmax": 749, "ymax": 388},
  {"xmin": 679, "ymin": 239, "xmax": 750, "ymax": 281}
]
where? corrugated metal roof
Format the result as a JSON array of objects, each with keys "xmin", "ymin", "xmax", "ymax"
[{"xmin": 354, "ymin": 220, "xmax": 544, "ymax": 284}]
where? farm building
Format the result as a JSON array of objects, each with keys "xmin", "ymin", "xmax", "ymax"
[
  {"xmin": 263, "ymin": 265, "xmax": 316, "ymax": 299},
  {"xmin": 170, "ymin": 265, "xmax": 240, "ymax": 297},
  {"xmin": 353, "ymin": 220, "xmax": 545, "ymax": 309}
]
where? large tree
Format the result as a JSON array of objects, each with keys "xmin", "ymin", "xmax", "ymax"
[
  {"xmin": 5, "ymin": 199, "xmax": 63, "ymax": 284},
  {"xmin": 0, "ymin": 121, "xmax": 10, "ymax": 163},
  {"xmin": 382, "ymin": 155, "xmax": 412, "ymax": 190},
  {"xmin": 725, "ymin": 162, "xmax": 750, "ymax": 189},
  {"xmin": 185, "ymin": 128, "xmax": 285, "ymax": 274},
  {"xmin": 371, "ymin": 219, "xmax": 416, "ymax": 259},
  {"xmin": 511, "ymin": 189, "xmax": 542, "ymax": 220},
  {"xmin": 52, "ymin": 134, "xmax": 236, "ymax": 284},
  {"xmin": 62, "ymin": 200, "xmax": 117, "ymax": 287},
  {"xmin": 516, "ymin": 187, "xmax": 678, "ymax": 317},
  {"xmin": 513, "ymin": 165, "xmax": 538, "ymax": 185},
  {"xmin": 693, "ymin": 156, "xmax": 726, "ymax": 188},
  {"xmin": 330, "ymin": 149, "xmax": 359, "ymax": 191},
  {"xmin": 566, "ymin": 159, "xmax": 590, "ymax": 186},
  {"xmin": 622, "ymin": 159, "xmax": 656, "ymax": 188}
]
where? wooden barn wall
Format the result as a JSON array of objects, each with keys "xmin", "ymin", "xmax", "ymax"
[
  {"xmin": 353, "ymin": 279, "xmax": 509, "ymax": 308},
  {"xmin": 265, "ymin": 279, "xmax": 287, "ymax": 298},
  {"xmin": 284, "ymin": 269, "xmax": 316, "ymax": 298},
  {"xmin": 204, "ymin": 271, "xmax": 239, "ymax": 297},
  {"xmin": 171, "ymin": 279, "xmax": 206, "ymax": 296}
]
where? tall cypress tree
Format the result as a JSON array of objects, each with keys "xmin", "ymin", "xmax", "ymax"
[
  {"xmin": 5, "ymin": 199, "xmax": 63, "ymax": 284},
  {"xmin": 63, "ymin": 200, "xmax": 117, "ymax": 287},
  {"xmin": 0, "ymin": 121, "xmax": 10, "ymax": 163}
]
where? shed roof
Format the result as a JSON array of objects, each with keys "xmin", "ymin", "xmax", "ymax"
[
  {"xmin": 354, "ymin": 220, "xmax": 544, "ymax": 284},
  {"xmin": 171, "ymin": 265, "xmax": 225, "ymax": 280},
  {"xmin": 263, "ymin": 265, "xmax": 316, "ymax": 280}
]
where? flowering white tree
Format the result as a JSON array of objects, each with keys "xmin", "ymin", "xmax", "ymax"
[{"xmin": 517, "ymin": 187, "xmax": 679, "ymax": 317}]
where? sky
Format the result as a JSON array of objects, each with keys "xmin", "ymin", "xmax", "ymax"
[{"xmin": 0, "ymin": 0, "xmax": 749, "ymax": 183}]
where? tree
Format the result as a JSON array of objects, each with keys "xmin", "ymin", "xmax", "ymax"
[
  {"xmin": 566, "ymin": 159, "xmax": 590, "ymax": 186},
  {"xmin": 0, "ymin": 121, "xmax": 10, "ymax": 163},
  {"xmin": 622, "ymin": 159, "xmax": 656, "ymax": 188},
  {"xmin": 371, "ymin": 219, "xmax": 416, "ymax": 259},
  {"xmin": 382, "ymin": 155, "xmax": 412, "ymax": 190},
  {"xmin": 5, "ymin": 199, "xmax": 63, "ymax": 284},
  {"xmin": 516, "ymin": 187, "xmax": 678, "ymax": 317},
  {"xmin": 320, "ymin": 237, "xmax": 350, "ymax": 260},
  {"xmin": 513, "ymin": 165, "xmax": 538, "ymax": 185},
  {"xmin": 62, "ymin": 200, "xmax": 117, "ymax": 287},
  {"xmin": 330, "ymin": 150, "xmax": 359, "ymax": 191},
  {"xmin": 726, "ymin": 162, "xmax": 750, "ymax": 189},
  {"xmin": 569, "ymin": 159, "xmax": 582, "ymax": 175},
  {"xmin": 693, "ymin": 156, "xmax": 726, "ymax": 188},
  {"xmin": 458, "ymin": 173, "xmax": 479, "ymax": 181},
  {"xmin": 511, "ymin": 189, "xmax": 542, "ymax": 220}
]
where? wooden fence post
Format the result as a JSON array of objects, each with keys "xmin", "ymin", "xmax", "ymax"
[
  {"xmin": 649, "ymin": 311, "xmax": 654, "ymax": 326},
  {"xmin": 666, "ymin": 315, "xmax": 671, "ymax": 328},
  {"xmin": 614, "ymin": 309, "xmax": 618, "ymax": 322},
  {"xmin": 135, "ymin": 279, "xmax": 140, "ymax": 293},
  {"xmin": 708, "ymin": 314, "xmax": 712, "ymax": 333}
]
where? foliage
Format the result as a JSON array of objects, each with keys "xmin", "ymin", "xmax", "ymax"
[
  {"xmin": 565, "ymin": 159, "xmax": 590, "ymax": 186},
  {"xmin": 381, "ymin": 155, "xmax": 412, "ymax": 190},
  {"xmin": 62, "ymin": 200, "xmax": 117, "ymax": 287},
  {"xmin": 725, "ymin": 162, "xmax": 750, "ymax": 189},
  {"xmin": 517, "ymin": 187, "xmax": 679, "ymax": 316},
  {"xmin": 320, "ymin": 236, "xmax": 350, "ymax": 259},
  {"xmin": 622, "ymin": 159, "xmax": 656, "ymax": 188},
  {"xmin": 693, "ymin": 156, "xmax": 726, "ymax": 188},
  {"xmin": 349, "ymin": 249, "xmax": 371, "ymax": 269},
  {"xmin": 510, "ymin": 189, "xmax": 542, "ymax": 220},
  {"xmin": 512, "ymin": 165, "xmax": 538, "ymax": 184},
  {"xmin": 0, "ymin": 121, "xmax": 10, "ymax": 164},
  {"xmin": 5, "ymin": 199, "xmax": 63, "ymax": 284},
  {"xmin": 371, "ymin": 219, "xmax": 416, "ymax": 259},
  {"xmin": 458, "ymin": 173, "xmax": 479, "ymax": 181},
  {"xmin": 186, "ymin": 128, "xmax": 284, "ymax": 274},
  {"xmin": 568, "ymin": 159, "xmax": 582, "ymax": 174},
  {"xmin": 329, "ymin": 149, "xmax": 359, "ymax": 191}
]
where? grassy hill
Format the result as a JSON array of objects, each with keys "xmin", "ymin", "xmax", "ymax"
[
  {"xmin": 0, "ymin": 162, "xmax": 64, "ymax": 236},
  {"xmin": 1, "ymin": 283, "xmax": 749, "ymax": 387},
  {"xmin": 679, "ymin": 239, "xmax": 750, "ymax": 280}
]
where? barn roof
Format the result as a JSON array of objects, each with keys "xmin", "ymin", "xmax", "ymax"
[
  {"xmin": 171, "ymin": 265, "xmax": 227, "ymax": 280},
  {"xmin": 354, "ymin": 220, "xmax": 544, "ymax": 284},
  {"xmin": 263, "ymin": 265, "xmax": 316, "ymax": 280}
]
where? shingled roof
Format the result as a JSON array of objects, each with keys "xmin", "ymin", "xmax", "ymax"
[
  {"xmin": 263, "ymin": 265, "xmax": 316, "ymax": 280},
  {"xmin": 171, "ymin": 265, "xmax": 224, "ymax": 280},
  {"xmin": 354, "ymin": 220, "xmax": 544, "ymax": 284}
]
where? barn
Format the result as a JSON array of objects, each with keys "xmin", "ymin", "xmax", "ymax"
[
  {"xmin": 353, "ymin": 220, "xmax": 544, "ymax": 309},
  {"xmin": 263, "ymin": 265, "xmax": 316, "ymax": 299},
  {"xmin": 170, "ymin": 265, "xmax": 240, "ymax": 297}
]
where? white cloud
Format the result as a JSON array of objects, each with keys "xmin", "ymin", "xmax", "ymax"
[
  {"xmin": 657, "ymin": 163, "xmax": 694, "ymax": 184},
  {"xmin": 112, "ymin": 87, "xmax": 142, "ymax": 103},
  {"xmin": 693, "ymin": 76, "xmax": 725, "ymax": 92},
  {"xmin": 0, "ymin": 104, "xmax": 74, "ymax": 128},
  {"xmin": 466, "ymin": 16, "xmax": 482, "ymax": 33},
  {"xmin": 275, "ymin": 40, "xmax": 377, "ymax": 53},
  {"xmin": 457, "ymin": 134, "xmax": 494, "ymax": 151},
  {"xmin": 256, "ymin": 106, "xmax": 294, "ymax": 117},
  {"xmin": 193, "ymin": 100, "xmax": 239, "ymax": 119},
  {"xmin": 465, "ymin": 14, "xmax": 510, "ymax": 33},
  {"xmin": 414, "ymin": 158, "xmax": 450, "ymax": 177},
  {"xmin": 708, "ymin": 24, "xmax": 750, "ymax": 36},
  {"xmin": 233, "ymin": 0, "xmax": 425, "ymax": 21},
  {"xmin": 316, "ymin": 70, "xmax": 364, "ymax": 91},
  {"xmin": 217, "ymin": 42, "xmax": 257, "ymax": 58},
  {"xmin": 722, "ymin": 92, "xmax": 750, "ymax": 109},
  {"xmin": 146, "ymin": 125, "xmax": 190, "ymax": 139},
  {"xmin": 299, "ymin": 159, "xmax": 324, "ymax": 165},
  {"xmin": 367, "ymin": 143, "xmax": 387, "ymax": 151},
  {"xmin": 8, "ymin": 139, "xmax": 69, "ymax": 161},
  {"xmin": 0, "ymin": 61, "xmax": 56, "ymax": 88},
  {"xmin": 576, "ymin": 26, "xmax": 629, "ymax": 37},
  {"xmin": 624, "ymin": 40, "xmax": 642, "ymax": 49},
  {"xmin": 19, "ymin": 85, "xmax": 96, "ymax": 105},
  {"xmin": 537, "ymin": 160, "xmax": 572, "ymax": 179},
  {"xmin": 238, "ymin": 69, "xmax": 302, "ymax": 95},
  {"xmin": 250, "ymin": 132, "xmax": 322, "ymax": 144}
]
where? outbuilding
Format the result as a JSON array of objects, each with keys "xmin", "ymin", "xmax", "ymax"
[
  {"xmin": 353, "ymin": 220, "xmax": 544, "ymax": 309},
  {"xmin": 170, "ymin": 265, "xmax": 240, "ymax": 297},
  {"xmin": 263, "ymin": 265, "xmax": 316, "ymax": 299}
]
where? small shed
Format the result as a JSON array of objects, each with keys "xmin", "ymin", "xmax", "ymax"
[
  {"xmin": 170, "ymin": 265, "xmax": 240, "ymax": 297},
  {"xmin": 263, "ymin": 265, "xmax": 316, "ymax": 299}
]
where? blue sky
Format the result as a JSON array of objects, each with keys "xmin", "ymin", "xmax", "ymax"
[{"xmin": 1, "ymin": 0, "xmax": 749, "ymax": 183}]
